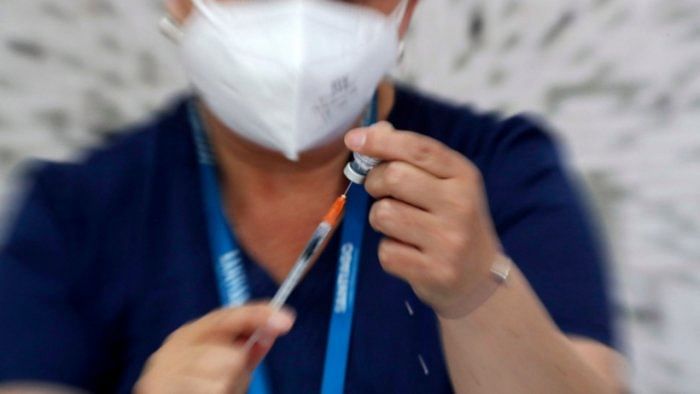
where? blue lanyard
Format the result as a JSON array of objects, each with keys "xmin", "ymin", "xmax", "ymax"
[{"xmin": 189, "ymin": 97, "xmax": 376, "ymax": 394}]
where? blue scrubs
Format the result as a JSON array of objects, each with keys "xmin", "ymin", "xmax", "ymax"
[{"xmin": 0, "ymin": 86, "xmax": 614, "ymax": 393}]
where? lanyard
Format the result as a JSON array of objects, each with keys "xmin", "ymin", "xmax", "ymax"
[{"xmin": 189, "ymin": 97, "xmax": 376, "ymax": 394}]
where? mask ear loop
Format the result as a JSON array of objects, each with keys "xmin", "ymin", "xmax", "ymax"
[
  {"xmin": 389, "ymin": 0, "xmax": 410, "ymax": 63},
  {"xmin": 159, "ymin": 15, "xmax": 184, "ymax": 44},
  {"xmin": 398, "ymin": 40, "xmax": 406, "ymax": 63},
  {"xmin": 389, "ymin": 0, "xmax": 410, "ymax": 27}
]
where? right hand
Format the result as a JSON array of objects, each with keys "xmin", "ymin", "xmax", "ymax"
[{"xmin": 134, "ymin": 303, "xmax": 295, "ymax": 394}]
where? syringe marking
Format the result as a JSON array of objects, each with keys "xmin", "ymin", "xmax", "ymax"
[{"xmin": 300, "ymin": 228, "xmax": 325, "ymax": 262}]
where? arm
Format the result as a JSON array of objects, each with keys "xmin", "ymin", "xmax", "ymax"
[
  {"xmin": 0, "ymin": 164, "xmax": 100, "ymax": 391},
  {"xmin": 439, "ymin": 264, "xmax": 625, "ymax": 393},
  {"xmin": 344, "ymin": 122, "xmax": 626, "ymax": 393}
]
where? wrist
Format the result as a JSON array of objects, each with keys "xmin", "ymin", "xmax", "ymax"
[{"xmin": 435, "ymin": 254, "xmax": 513, "ymax": 320}]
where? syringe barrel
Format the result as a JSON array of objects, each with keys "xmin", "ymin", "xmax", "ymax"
[
  {"xmin": 344, "ymin": 153, "xmax": 381, "ymax": 184},
  {"xmin": 270, "ymin": 222, "xmax": 333, "ymax": 310}
]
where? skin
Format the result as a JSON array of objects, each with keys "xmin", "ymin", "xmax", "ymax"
[
  {"xmin": 346, "ymin": 123, "xmax": 628, "ymax": 393},
  {"xmin": 0, "ymin": 0, "xmax": 627, "ymax": 393},
  {"xmin": 134, "ymin": 304, "xmax": 295, "ymax": 394}
]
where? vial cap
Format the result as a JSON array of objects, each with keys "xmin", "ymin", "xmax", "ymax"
[{"xmin": 344, "ymin": 163, "xmax": 366, "ymax": 184}]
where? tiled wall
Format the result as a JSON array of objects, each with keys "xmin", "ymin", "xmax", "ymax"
[{"xmin": 1, "ymin": 0, "xmax": 699, "ymax": 392}]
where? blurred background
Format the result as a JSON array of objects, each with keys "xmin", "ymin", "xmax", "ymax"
[{"xmin": 0, "ymin": 0, "xmax": 698, "ymax": 392}]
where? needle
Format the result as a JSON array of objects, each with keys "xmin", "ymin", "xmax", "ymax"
[{"xmin": 342, "ymin": 182, "xmax": 352, "ymax": 197}]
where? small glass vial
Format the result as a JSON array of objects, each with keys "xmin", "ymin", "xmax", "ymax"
[{"xmin": 344, "ymin": 153, "xmax": 381, "ymax": 184}]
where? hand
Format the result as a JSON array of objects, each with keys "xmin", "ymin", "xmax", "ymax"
[
  {"xmin": 345, "ymin": 122, "xmax": 503, "ymax": 319},
  {"xmin": 134, "ymin": 304, "xmax": 295, "ymax": 394}
]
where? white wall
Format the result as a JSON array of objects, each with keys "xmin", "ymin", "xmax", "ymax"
[
  {"xmin": 402, "ymin": 2, "xmax": 700, "ymax": 392},
  {"xmin": 1, "ymin": 0, "xmax": 699, "ymax": 392}
]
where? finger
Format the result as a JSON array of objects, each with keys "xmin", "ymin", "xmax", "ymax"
[
  {"xmin": 345, "ymin": 121, "xmax": 465, "ymax": 179},
  {"xmin": 188, "ymin": 332, "xmax": 281, "ymax": 376},
  {"xmin": 365, "ymin": 160, "xmax": 445, "ymax": 211},
  {"xmin": 246, "ymin": 335, "xmax": 275, "ymax": 371},
  {"xmin": 189, "ymin": 345, "xmax": 247, "ymax": 380},
  {"xmin": 369, "ymin": 198, "xmax": 439, "ymax": 250},
  {"xmin": 190, "ymin": 304, "xmax": 295, "ymax": 343},
  {"xmin": 377, "ymin": 238, "xmax": 426, "ymax": 284},
  {"xmin": 190, "ymin": 348, "xmax": 251, "ymax": 394},
  {"xmin": 242, "ymin": 320, "xmax": 286, "ymax": 370}
]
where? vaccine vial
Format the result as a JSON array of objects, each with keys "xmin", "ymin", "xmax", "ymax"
[{"xmin": 344, "ymin": 153, "xmax": 381, "ymax": 184}]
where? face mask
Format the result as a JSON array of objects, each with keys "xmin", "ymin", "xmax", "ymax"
[{"xmin": 179, "ymin": 0, "xmax": 408, "ymax": 161}]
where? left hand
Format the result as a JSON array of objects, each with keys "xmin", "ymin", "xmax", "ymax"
[{"xmin": 345, "ymin": 121, "xmax": 503, "ymax": 319}]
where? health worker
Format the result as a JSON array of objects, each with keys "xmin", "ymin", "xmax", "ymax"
[{"xmin": 0, "ymin": 0, "xmax": 626, "ymax": 393}]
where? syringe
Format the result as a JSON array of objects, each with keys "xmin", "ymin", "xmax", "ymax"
[
  {"xmin": 244, "ymin": 186, "xmax": 350, "ymax": 350},
  {"xmin": 268, "ymin": 190, "xmax": 348, "ymax": 310}
]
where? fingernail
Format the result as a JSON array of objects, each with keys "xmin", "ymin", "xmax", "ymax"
[
  {"xmin": 345, "ymin": 129, "xmax": 367, "ymax": 150},
  {"xmin": 267, "ymin": 310, "xmax": 295, "ymax": 332}
]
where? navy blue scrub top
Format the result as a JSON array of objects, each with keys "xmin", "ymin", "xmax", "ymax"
[{"xmin": 0, "ymin": 86, "xmax": 614, "ymax": 393}]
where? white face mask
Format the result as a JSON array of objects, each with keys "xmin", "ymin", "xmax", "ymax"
[{"xmin": 179, "ymin": 0, "xmax": 408, "ymax": 161}]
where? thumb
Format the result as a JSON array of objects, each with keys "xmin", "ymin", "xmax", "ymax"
[
  {"xmin": 192, "ymin": 303, "xmax": 295, "ymax": 343},
  {"xmin": 245, "ymin": 311, "xmax": 297, "ymax": 370}
]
